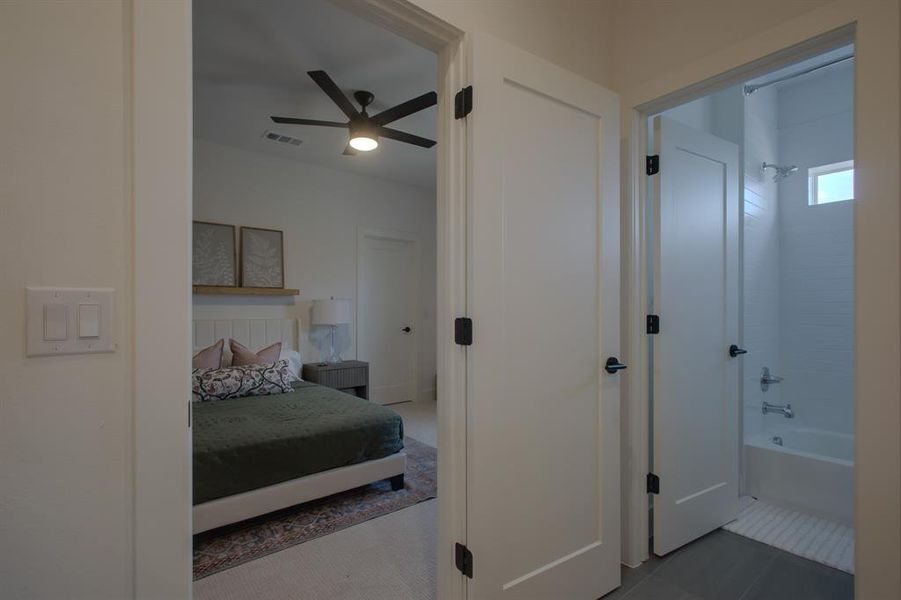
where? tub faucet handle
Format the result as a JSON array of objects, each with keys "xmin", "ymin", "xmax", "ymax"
[{"xmin": 760, "ymin": 367, "xmax": 783, "ymax": 392}]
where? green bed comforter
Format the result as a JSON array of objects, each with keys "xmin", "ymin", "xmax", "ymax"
[{"xmin": 192, "ymin": 382, "xmax": 404, "ymax": 505}]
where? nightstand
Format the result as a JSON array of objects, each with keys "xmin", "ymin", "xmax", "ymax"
[{"xmin": 302, "ymin": 360, "xmax": 369, "ymax": 400}]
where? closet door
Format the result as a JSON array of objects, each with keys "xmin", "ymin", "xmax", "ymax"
[
  {"xmin": 465, "ymin": 32, "xmax": 622, "ymax": 598},
  {"xmin": 651, "ymin": 115, "xmax": 740, "ymax": 556},
  {"xmin": 357, "ymin": 230, "xmax": 418, "ymax": 405}
]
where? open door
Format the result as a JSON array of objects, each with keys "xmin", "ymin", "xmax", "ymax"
[
  {"xmin": 651, "ymin": 115, "xmax": 740, "ymax": 556},
  {"xmin": 465, "ymin": 33, "xmax": 621, "ymax": 598}
]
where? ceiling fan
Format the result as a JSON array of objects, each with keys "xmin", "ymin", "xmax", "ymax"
[{"xmin": 271, "ymin": 70, "xmax": 437, "ymax": 156}]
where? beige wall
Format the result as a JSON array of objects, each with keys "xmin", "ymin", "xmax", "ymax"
[
  {"xmin": 609, "ymin": 0, "xmax": 834, "ymax": 93},
  {"xmin": 409, "ymin": 0, "xmax": 615, "ymax": 86},
  {"xmin": 0, "ymin": 2, "xmax": 133, "ymax": 598},
  {"xmin": 2, "ymin": 0, "xmax": 899, "ymax": 598}
]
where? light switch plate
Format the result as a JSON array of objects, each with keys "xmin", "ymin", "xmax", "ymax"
[{"xmin": 26, "ymin": 287, "xmax": 115, "ymax": 356}]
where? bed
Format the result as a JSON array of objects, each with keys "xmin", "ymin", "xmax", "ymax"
[{"xmin": 191, "ymin": 318, "xmax": 406, "ymax": 534}]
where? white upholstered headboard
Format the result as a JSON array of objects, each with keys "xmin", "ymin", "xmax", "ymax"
[{"xmin": 193, "ymin": 318, "xmax": 298, "ymax": 357}]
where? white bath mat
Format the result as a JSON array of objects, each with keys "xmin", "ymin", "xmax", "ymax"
[{"xmin": 723, "ymin": 497, "xmax": 854, "ymax": 574}]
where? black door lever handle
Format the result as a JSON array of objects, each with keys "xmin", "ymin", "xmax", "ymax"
[
  {"xmin": 605, "ymin": 357, "xmax": 628, "ymax": 374},
  {"xmin": 729, "ymin": 344, "xmax": 748, "ymax": 357}
]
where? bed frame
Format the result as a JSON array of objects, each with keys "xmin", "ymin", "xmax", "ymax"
[{"xmin": 191, "ymin": 317, "xmax": 406, "ymax": 535}]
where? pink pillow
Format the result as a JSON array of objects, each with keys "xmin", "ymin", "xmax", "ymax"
[
  {"xmin": 192, "ymin": 339, "xmax": 224, "ymax": 370},
  {"xmin": 230, "ymin": 339, "xmax": 282, "ymax": 366}
]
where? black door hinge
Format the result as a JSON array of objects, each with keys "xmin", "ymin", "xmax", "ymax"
[
  {"xmin": 455, "ymin": 317, "xmax": 473, "ymax": 346},
  {"xmin": 455, "ymin": 542, "xmax": 473, "ymax": 578},
  {"xmin": 455, "ymin": 86, "xmax": 473, "ymax": 119},
  {"xmin": 647, "ymin": 472, "xmax": 660, "ymax": 495},
  {"xmin": 646, "ymin": 154, "xmax": 660, "ymax": 175},
  {"xmin": 646, "ymin": 314, "xmax": 660, "ymax": 335}
]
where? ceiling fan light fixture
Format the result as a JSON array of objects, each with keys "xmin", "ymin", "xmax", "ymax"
[
  {"xmin": 348, "ymin": 121, "xmax": 378, "ymax": 152},
  {"xmin": 349, "ymin": 134, "xmax": 378, "ymax": 152}
]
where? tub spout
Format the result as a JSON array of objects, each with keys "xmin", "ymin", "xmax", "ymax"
[{"xmin": 762, "ymin": 401, "xmax": 794, "ymax": 418}]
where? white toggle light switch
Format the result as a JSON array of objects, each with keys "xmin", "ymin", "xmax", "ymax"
[
  {"xmin": 43, "ymin": 304, "xmax": 68, "ymax": 341},
  {"xmin": 78, "ymin": 304, "xmax": 101, "ymax": 338},
  {"xmin": 27, "ymin": 287, "xmax": 115, "ymax": 356}
]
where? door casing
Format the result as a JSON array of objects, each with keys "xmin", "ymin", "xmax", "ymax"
[
  {"xmin": 132, "ymin": 1, "xmax": 467, "ymax": 598},
  {"xmin": 618, "ymin": 16, "xmax": 901, "ymax": 595}
]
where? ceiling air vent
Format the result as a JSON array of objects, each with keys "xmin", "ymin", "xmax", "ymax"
[{"xmin": 263, "ymin": 130, "xmax": 302, "ymax": 146}]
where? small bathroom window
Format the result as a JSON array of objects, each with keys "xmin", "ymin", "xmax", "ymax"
[{"xmin": 808, "ymin": 160, "xmax": 854, "ymax": 205}]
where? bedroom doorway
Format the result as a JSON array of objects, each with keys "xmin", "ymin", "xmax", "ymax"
[
  {"xmin": 140, "ymin": 0, "xmax": 625, "ymax": 596},
  {"xmin": 190, "ymin": 0, "xmax": 443, "ymax": 597}
]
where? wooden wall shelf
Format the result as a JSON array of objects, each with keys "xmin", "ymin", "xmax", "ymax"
[{"xmin": 192, "ymin": 286, "xmax": 299, "ymax": 297}]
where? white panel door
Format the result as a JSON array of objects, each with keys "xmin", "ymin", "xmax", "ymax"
[
  {"xmin": 466, "ymin": 33, "xmax": 621, "ymax": 599},
  {"xmin": 651, "ymin": 116, "xmax": 740, "ymax": 556},
  {"xmin": 357, "ymin": 232, "xmax": 417, "ymax": 405}
]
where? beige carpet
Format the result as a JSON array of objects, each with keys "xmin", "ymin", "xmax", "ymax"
[
  {"xmin": 194, "ymin": 400, "xmax": 438, "ymax": 600},
  {"xmin": 194, "ymin": 437, "xmax": 436, "ymax": 580},
  {"xmin": 390, "ymin": 400, "xmax": 438, "ymax": 447},
  {"xmin": 194, "ymin": 499, "xmax": 437, "ymax": 600}
]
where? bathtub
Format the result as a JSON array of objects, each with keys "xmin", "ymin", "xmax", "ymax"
[{"xmin": 745, "ymin": 428, "xmax": 854, "ymax": 525}]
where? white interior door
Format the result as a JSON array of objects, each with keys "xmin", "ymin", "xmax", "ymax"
[
  {"xmin": 466, "ymin": 33, "xmax": 621, "ymax": 598},
  {"xmin": 651, "ymin": 115, "xmax": 740, "ymax": 556},
  {"xmin": 357, "ymin": 230, "xmax": 417, "ymax": 405}
]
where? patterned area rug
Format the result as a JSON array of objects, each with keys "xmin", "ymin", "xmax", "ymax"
[{"xmin": 193, "ymin": 437, "xmax": 437, "ymax": 580}]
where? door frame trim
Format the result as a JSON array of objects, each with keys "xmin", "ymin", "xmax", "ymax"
[
  {"xmin": 622, "ymin": 6, "xmax": 901, "ymax": 594},
  {"xmin": 132, "ymin": 1, "xmax": 466, "ymax": 598},
  {"xmin": 622, "ymin": 22, "xmax": 857, "ymax": 568},
  {"xmin": 356, "ymin": 226, "xmax": 421, "ymax": 404}
]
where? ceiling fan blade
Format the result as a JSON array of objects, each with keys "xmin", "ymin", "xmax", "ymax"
[
  {"xmin": 342, "ymin": 144, "xmax": 358, "ymax": 156},
  {"xmin": 270, "ymin": 116, "xmax": 348, "ymax": 128},
  {"xmin": 307, "ymin": 70, "xmax": 360, "ymax": 120},
  {"xmin": 370, "ymin": 91, "xmax": 438, "ymax": 126},
  {"xmin": 377, "ymin": 126, "xmax": 436, "ymax": 148}
]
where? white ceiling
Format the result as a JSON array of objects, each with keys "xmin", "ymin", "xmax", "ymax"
[{"xmin": 193, "ymin": 0, "xmax": 438, "ymax": 190}]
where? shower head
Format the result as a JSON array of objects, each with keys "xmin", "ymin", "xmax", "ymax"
[{"xmin": 762, "ymin": 162, "xmax": 799, "ymax": 182}]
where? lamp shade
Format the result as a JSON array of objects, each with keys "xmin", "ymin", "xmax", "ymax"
[{"xmin": 312, "ymin": 298, "xmax": 351, "ymax": 326}]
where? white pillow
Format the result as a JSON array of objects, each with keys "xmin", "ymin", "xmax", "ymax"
[{"xmin": 280, "ymin": 348, "xmax": 303, "ymax": 381}]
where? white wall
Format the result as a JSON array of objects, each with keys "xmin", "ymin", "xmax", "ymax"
[
  {"xmin": 777, "ymin": 63, "xmax": 854, "ymax": 434},
  {"xmin": 193, "ymin": 139, "xmax": 438, "ymax": 401},
  {"xmin": 743, "ymin": 86, "xmax": 781, "ymax": 438},
  {"xmin": 0, "ymin": 2, "xmax": 133, "ymax": 598}
]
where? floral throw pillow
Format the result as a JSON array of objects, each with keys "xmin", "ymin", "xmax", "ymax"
[{"xmin": 192, "ymin": 360, "xmax": 294, "ymax": 402}]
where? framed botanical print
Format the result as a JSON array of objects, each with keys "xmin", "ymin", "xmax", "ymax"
[
  {"xmin": 192, "ymin": 221, "xmax": 237, "ymax": 286},
  {"xmin": 240, "ymin": 226, "xmax": 285, "ymax": 288}
]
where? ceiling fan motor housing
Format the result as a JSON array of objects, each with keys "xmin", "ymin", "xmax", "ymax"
[
  {"xmin": 353, "ymin": 90, "xmax": 375, "ymax": 111},
  {"xmin": 349, "ymin": 119, "xmax": 377, "ymax": 141}
]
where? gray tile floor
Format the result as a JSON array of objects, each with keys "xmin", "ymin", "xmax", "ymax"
[{"xmin": 602, "ymin": 529, "xmax": 854, "ymax": 600}]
